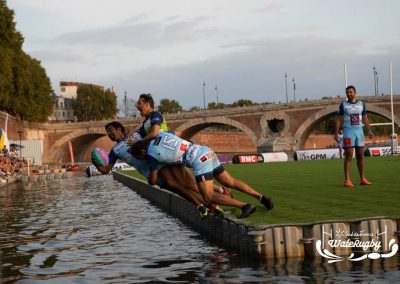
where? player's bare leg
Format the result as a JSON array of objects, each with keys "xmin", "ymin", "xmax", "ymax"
[
  {"xmin": 344, "ymin": 148, "xmax": 354, "ymax": 187},
  {"xmin": 196, "ymin": 179, "xmax": 256, "ymax": 218},
  {"xmin": 214, "ymin": 170, "xmax": 273, "ymax": 210},
  {"xmin": 355, "ymin": 147, "xmax": 371, "ymax": 185}
]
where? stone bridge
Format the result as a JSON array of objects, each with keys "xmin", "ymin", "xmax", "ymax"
[{"xmin": 3, "ymin": 95, "xmax": 399, "ymax": 163}]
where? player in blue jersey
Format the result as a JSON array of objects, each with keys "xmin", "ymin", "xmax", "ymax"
[
  {"xmin": 135, "ymin": 94, "xmax": 168, "ymax": 142},
  {"xmin": 131, "ymin": 94, "xmax": 229, "ymax": 214},
  {"xmin": 335, "ymin": 85, "xmax": 374, "ymax": 187},
  {"xmin": 131, "ymin": 132, "xmax": 274, "ymax": 219},
  {"xmin": 95, "ymin": 121, "xmax": 226, "ymax": 217}
]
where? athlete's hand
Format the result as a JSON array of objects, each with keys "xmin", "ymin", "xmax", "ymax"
[
  {"xmin": 334, "ymin": 134, "xmax": 339, "ymax": 142},
  {"xmin": 126, "ymin": 130, "xmax": 141, "ymax": 145}
]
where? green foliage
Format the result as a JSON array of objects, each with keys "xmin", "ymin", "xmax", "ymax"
[
  {"xmin": 0, "ymin": 0, "xmax": 53, "ymax": 122},
  {"xmin": 207, "ymin": 102, "xmax": 225, "ymax": 109},
  {"xmin": 313, "ymin": 116, "xmax": 336, "ymax": 134},
  {"xmin": 232, "ymin": 99, "xmax": 255, "ymax": 107},
  {"xmin": 189, "ymin": 106, "xmax": 201, "ymax": 111},
  {"xmin": 72, "ymin": 85, "xmax": 117, "ymax": 121},
  {"xmin": 0, "ymin": 0, "xmax": 23, "ymax": 49},
  {"xmin": 157, "ymin": 98, "xmax": 182, "ymax": 114}
]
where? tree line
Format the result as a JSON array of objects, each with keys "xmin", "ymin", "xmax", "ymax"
[
  {"xmin": 156, "ymin": 98, "xmax": 266, "ymax": 114},
  {"xmin": 0, "ymin": 0, "xmax": 53, "ymax": 122}
]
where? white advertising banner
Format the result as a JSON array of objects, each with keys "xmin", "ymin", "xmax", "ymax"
[
  {"xmin": 364, "ymin": 147, "xmax": 393, "ymax": 157},
  {"xmin": 261, "ymin": 152, "xmax": 288, "ymax": 163},
  {"xmin": 294, "ymin": 149, "xmax": 343, "ymax": 161}
]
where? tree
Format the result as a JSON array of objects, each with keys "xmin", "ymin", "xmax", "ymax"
[
  {"xmin": 157, "ymin": 98, "xmax": 182, "ymax": 114},
  {"xmin": 207, "ymin": 102, "xmax": 224, "ymax": 110},
  {"xmin": 0, "ymin": 0, "xmax": 54, "ymax": 122},
  {"xmin": 232, "ymin": 99, "xmax": 255, "ymax": 107},
  {"xmin": 72, "ymin": 84, "xmax": 117, "ymax": 121},
  {"xmin": 189, "ymin": 106, "xmax": 201, "ymax": 111}
]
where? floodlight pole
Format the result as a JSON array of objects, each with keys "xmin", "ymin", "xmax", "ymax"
[
  {"xmin": 285, "ymin": 73, "xmax": 288, "ymax": 103},
  {"xmin": 202, "ymin": 81, "xmax": 206, "ymax": 109},
  {"xmin": 215, "ymin": 86, "xmax": 219, "ymax": 104},
  {"xmin": 390, "ymin": 61, "xmax": 395, "ymax": 135}
]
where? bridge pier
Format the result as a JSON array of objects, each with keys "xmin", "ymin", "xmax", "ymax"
[{"xmin": 257, "ymin": 137, "xmax": 297, "ymax": 153}]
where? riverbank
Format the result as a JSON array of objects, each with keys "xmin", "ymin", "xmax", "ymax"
[{"xmin": 0, "ymin": 166, "xmax": 73, "ymax": 188}]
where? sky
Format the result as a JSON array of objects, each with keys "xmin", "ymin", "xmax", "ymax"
[{"xmin": 7, "ymin": 0, "xmax": 400, "ymax": 109}]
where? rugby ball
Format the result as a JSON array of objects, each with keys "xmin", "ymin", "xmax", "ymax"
[{"xmin": 91, "ymin": 147, "xmax": 109, "ymax": 167}]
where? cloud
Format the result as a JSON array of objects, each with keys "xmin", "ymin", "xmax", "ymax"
[
  {"xmin": 252, "ymin": 1, "xmax": 282, "ymax": 13},
  {"xmin": 51, "ymin": 18, "xmax": 212, "ymax": 50},
  {"xmin": 97, "ymin": 35, "xmax": 400, "ymax": 109},
  {"xmin": 29, "ymin": 50, "xmax": 88, "ymax": 63}
]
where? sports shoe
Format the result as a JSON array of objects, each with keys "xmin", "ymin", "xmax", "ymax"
[
  {"xmin": 344, "ymin": 180, "xmax": 354, "ymax": 187},
  {"xmin": 208, "ymin": 205, "xmax": 224, "ymax": 217},
  {"xmin": 198, "ymin": 204, "xmax": 209, "ymax": 218},
  {"xmin": 260, "ymin": 195, "xmax": 274, "ymax": 210},
  {"xmin": 360, "ymin": 178, "xmax": 372, "ymax": 185},
  {"xmin": 238, "ymin": 204, "xmax": 256, "ymax": 219},
  {"xmin": 220, "ymin": 186, "xmax": 233, "ymax": 198}
]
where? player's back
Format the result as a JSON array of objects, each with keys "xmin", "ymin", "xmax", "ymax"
[
  {"xmin": 148, "ymin": 132, "xmax": 190, "ymax": 164},
  {"xmin": 110, "ymin": 138, "xmax": 150, "ymax": 178}
]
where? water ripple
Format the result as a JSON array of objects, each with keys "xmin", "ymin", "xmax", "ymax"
[{"xmin": 1, "ymin": 174, "xmax": 399, "ymax": 283}]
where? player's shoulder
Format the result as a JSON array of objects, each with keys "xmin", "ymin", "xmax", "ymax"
[{"xmin": 150, "ymin": 111, "xmax": 164, "ymax": 119}]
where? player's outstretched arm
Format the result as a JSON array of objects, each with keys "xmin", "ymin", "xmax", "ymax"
[{"xmin": 95, "ymin": 164, "xmax": 114, "ymax": 174}]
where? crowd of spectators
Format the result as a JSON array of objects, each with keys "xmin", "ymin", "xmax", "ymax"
[{"xmin": 1, "ymin": 145, "xmax": 27, "ymax": 184}]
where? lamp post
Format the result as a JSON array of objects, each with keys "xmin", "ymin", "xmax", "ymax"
[
  {"xmin": 292, "ymin": 77, "xmax": 296, "ymax": 102},
  {"xmin": 202, "ymin": 81, "xmax": 206, "ymax": 109},
  {"xmin": 215, "ymin": 86, "xmax": 219, "ymax": 104},
  {"xmin": 18, "ymin": 131, "xmax": 23, "ymax": 158},
  {"xmin": 285, "ymin": 73, "xmax": 288, "ymax": 103},
  {"xmin": 124, "ymin": 90, "xmax": 128, "ymax": 118},
  {"xmin": 373, "ymin": 66, "xmax": 378, "ymax": 96}
]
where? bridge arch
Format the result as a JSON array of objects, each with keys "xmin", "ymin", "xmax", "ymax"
[
  {"xmin": 294, "ymin": 104, "xmax": 400, "ymax": 149},
  {"xmin": 48, "ymin": 127, "xmax": 106, "ymax": 163},
  {"xmin": 176, "ymin": 116, "xmax": 258, "ymax": 148}
]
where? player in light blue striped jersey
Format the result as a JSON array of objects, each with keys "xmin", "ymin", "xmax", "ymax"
[
  {"xmin": 335, "ymin": 85, "xmax": 374, "ymax": 187},
  {"xmin": 131, "ymin": 131, "xmax": 274, "ymax": 219}
]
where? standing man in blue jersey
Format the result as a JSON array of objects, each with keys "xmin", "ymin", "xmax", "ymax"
[{"xmin": 335, "ymin": 85, "xmax": 374, "ymax": 187}]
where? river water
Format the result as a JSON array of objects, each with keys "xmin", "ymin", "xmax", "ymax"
[{"xmin": 1, "ymin": 174, "xmax": 399, "ymax": 283}]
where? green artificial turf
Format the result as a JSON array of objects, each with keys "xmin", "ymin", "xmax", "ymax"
[{"xmin": 121, "ymin": 156, "xmax": 400, "ymax": 228}]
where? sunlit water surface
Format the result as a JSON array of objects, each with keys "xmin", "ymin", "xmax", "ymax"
[{"xmin": 1, "ymin": 174, "xmax": 399, "ymax": 283}]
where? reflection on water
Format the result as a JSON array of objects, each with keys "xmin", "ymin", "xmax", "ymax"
[{"xmin": 1, "ymin": 174, "xmax": 399, "ymax": 283}]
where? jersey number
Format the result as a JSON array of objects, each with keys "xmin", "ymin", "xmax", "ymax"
[{"xmin": 154, "ymin": 136, "xmax": 178, "ymax": 151}]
